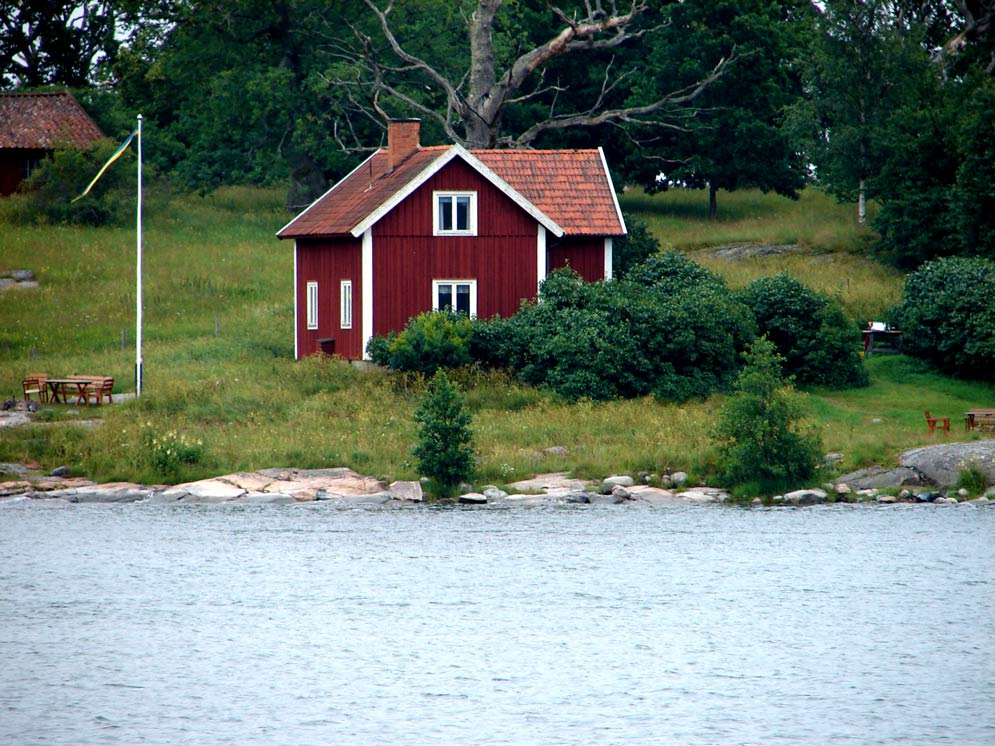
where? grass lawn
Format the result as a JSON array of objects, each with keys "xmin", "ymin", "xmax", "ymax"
[{"xmin": 2, "ymin": 185, "xmax": 993, "ymax": 489}]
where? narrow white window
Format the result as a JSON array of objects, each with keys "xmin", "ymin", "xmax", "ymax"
[
  {"xmin": 433, "ymin": 279, "xmax": 477, "ymax": 317},
  {"xmin": 306, "ymin": 281, "xmax": 318, "ymax": 330},
  {"xmin": 433, "ymin": 192, "xmax": 477, "ymax": 235},
  {"xmin": 340, "ymin": 280, "xmax": 353, "ymax": 329}
]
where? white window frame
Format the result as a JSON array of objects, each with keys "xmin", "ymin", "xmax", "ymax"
[
  {"xmin": 433, "ymin": 191, "xmax": 477, "ymax": 236},
  {"xmin": 306, "ymin": 281, "xmax": 318, "ymax": 330},
  {"xmin": 340, "ymin": 280, "xmax": 353, "ymax": 329},
  {"xmin": 432, "ymin": 279, "xmax": 477, "ymax": 317}
]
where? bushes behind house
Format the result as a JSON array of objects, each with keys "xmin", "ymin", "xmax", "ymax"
[
  {"xmin": 738, "ymin": 273, "xmax": 868, "ymax": 389},
  {"xmin": 890, "ymin": 256, "xmax": 995, "ymax": 379},
  {"xmin": 373, "ymin": 253, "xmax": 869, "ymax": 402},
  {"xmin": 0, "ymin": 141, "xmax": 135, "ymax": 226},
  {"xmin": 473, "ymin": 257, "xmax": 755, "ymax": 402}
]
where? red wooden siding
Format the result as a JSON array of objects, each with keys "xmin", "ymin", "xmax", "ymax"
[
  {"xmin": 295, "ymin": 237, "xmax": 362, "ymax": 359},
  {"xmin": 372, "ymin": 159, "xmax": 540, "ymax": 334},
  {"xmin": 548, "ymin": 237, "xmax": 606, "ymax": 283}
]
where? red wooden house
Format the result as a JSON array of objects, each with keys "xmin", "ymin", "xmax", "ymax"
[
  {"xmin": 278, "ymin": 119, "xmax": 626, "ymax": 359},
  {"xmin": 0, "ymin": 91, "xmax": 105, "ymax": 196}
]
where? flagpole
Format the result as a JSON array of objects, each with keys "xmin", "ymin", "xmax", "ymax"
[{"xmin": 136, "ymin": 114, "xmax": 143, "ymax": 397}]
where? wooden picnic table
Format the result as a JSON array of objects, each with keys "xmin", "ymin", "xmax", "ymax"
[
  {"xmin": 46, "ymin": 378, "xmax": 93, "ymax": 406},
  {"xmin": 964, "ymin": 408, "xmax": 995, "ymax": 431}
]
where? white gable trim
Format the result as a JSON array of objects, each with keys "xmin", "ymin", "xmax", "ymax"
[
  {"xmin": 349, "ymin": 145, "xmax": 564, "ymax": 239},
  {"xmin": 598, "ymin": 146, "xmax": 627, "ymax": 236},
  {"xmin": 277, "ymin": 151, "xmax": 378, "ymax": 237}
]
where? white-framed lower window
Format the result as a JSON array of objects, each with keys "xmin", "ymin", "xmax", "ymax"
[
  {"xmin": 433, "ymin": 279, "xmax": 477, "ymax": 317},
  {"xmin": 340, "ymin": 280, "xmax": 353, "ymax": 329},
  {"xmin": 433, "ymin": 191, "xmax": 477, "ymax": 235},
  {"xmin": 306, "ymin": 281, "xmax": 318, "ymax": 330}
]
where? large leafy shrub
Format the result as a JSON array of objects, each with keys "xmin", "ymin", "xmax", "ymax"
[
  {"xmin": 367, "ymin": 309, "xmax": 473, "ymax": 375},
  {"xmin": 713, "ymin": 337, "xmax": 822, "ymax": 493},
  {"xmin": 739, "ymin": 273, "xmax": 867, "ymax": 388},
  {"xmin": 2, "ymin": 141, "xmax": 135, "ymax": 226},
  {"xmin": 612, "ymin": 213, "xmax": 660, "ymax": 278},
  {"xmin": 413, "ymin": 370, "xmax": 475, "ymax": 495},
  {"xmin": 472, "ymin": 263, "xmax": 754, "ymax": 402},
  {"xmin": 890, "ymin": 256, "xmax": 995, "ymax": 379}
]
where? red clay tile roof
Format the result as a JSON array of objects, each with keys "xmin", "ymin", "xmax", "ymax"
[
  {"xmin": 0, "ymin": 91, "xmax": 105, "ymax": 150},
  {"xmin": 278, "ymin": 145, "xmax": 625, "ymax": 239},
  {"xmin": 476, "ymin": 148, "xmax": 624, "ymax": 236}
]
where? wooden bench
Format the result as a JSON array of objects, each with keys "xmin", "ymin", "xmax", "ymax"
[
  {"xmin": 924, "ymin": 411, "xmax": 950, "ymax": 434},
  {"xmin": 66, "ymin": 375, "xmax": 114, "ymax": 406}
]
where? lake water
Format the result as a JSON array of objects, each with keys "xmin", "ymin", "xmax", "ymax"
[{"xmin": 2, "ymin": 501, "xmax": 993, "ymax": 746}]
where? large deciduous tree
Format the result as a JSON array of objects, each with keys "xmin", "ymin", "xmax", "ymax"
[
  {"xmin": 621, "ymin": 0, "xmax": 813, "ymax": 219},
  {"xmin": 0, "ymin": 0, "xmax": 124, "ymax": 87},
  {"xmin": 321, "ymin": 0, "xmax": 731, "ymax": 150}
]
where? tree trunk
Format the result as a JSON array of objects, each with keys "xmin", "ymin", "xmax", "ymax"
[
  {"xmin": 464, "ymin": 0, "xmax": 502, "ymax": 148},
  {"xmin": 709, "ymin": 184, "xmax": 718, "ymax": 220},
  {"xmin": 857, "ymin": 178, "xmax": 866, "ymax": 225}
]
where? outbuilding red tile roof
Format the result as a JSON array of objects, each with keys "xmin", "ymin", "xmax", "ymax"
[
  {"xmin": 278, "ymin": 145, "xmax": 625, "ymax": 239},
  {"xmin": 0, "ymin": 91, "xmax": 105, "ymax": 150}
]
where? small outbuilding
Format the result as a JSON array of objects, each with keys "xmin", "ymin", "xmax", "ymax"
[
  {"xmin": 278, "ymin": 119, "xmax": 627, "ymax": 359},
  {"xmin": 0, "ymin": 91, "xmax": 105, "ymax": 196}
]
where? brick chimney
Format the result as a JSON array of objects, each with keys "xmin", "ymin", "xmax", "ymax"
[{"xmin": 387, "ymin": 118, "xmax": 420, "ymax": 170}]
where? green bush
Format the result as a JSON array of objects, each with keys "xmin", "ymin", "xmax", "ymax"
[
  {"xmin": 368, "ymin": 309, "xmax": 473, "ymax": 375},
  {"xmin": 412, "ymin": 370, "xmax": 475, "ymax": 495},
  {"xmin": 2, "ymin": 140, "xmax": 136, "ymax": 226},
  {"xmin": 612, "ymin": 213, "xmax": 661, "ymax": 278},
  {"xmin": 739, "ymin": 273, "xmax": 868, "ymax": 388},
  {"xmin": 624, "ymin": 250, "xmax": 726, "ymax": 294},
  {"xmin": 471, "ymin": 265, "xmax": 754, "ymax": 402},
  {"xmin": 890, "ymin": 256, "xmax": 995, "ymax": 378},
  {"xmin": 713, "ymin": 337, "xmax": 822, "ymax": 492}
]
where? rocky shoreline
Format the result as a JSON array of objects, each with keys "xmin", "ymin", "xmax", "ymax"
[{"xmin": 2, "ymin": 446, "xmax": 994, "ymax": 508}]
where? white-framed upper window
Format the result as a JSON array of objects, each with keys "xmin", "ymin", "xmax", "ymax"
[
  {"xmin": 433, "ymin": 279, "xmax": 477, "ymax": 317},
  {"xmin": 433, "ymin": 191, "xmax": 477, "ymax": 235},
  {"xmin": 340, "ymin": 280, "xmax": 353, "ymax": 330},
  {"xmin": 306, "ymin": 281, "xmax": 318, "ymax": 330}
]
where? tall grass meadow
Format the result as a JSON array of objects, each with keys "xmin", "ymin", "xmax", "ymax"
[{"xmin": 3, "ymin": 184, "xmax": 994, "ymax": 487}]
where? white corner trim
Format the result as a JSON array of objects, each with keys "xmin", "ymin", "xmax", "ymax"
[
  {"xmin": 293, "ymin": 243, "xmax": 299, "ymax": 359},
  {"xmin": 278, "ymin": 151, "xmax": 378, "ymax": 237},
  {"xmin": 537, "ymin": 225, "xmax": 548, "ymax": 296},
  {"xmin": 598, "ymin": 147, "xmax": 627, "ymax": 236},
  {"xmin": 604, "ymin": 237, "xmax": 613, "ymax": 280},
  {"xmin": 350, "ymin": 145, "xmax": 564, "ymax": 238},
  {"xmin": 361, "ymin": 230, "xmax": 373, "ymax": 360}
]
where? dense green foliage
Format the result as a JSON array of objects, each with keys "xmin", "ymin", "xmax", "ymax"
[
  {"xmin": 412, "ymin": 369, "xmax": 475, "ymax": 494},
  {"xmin": 472, "ymin": 260, "xmax": 755, "ymax": 402},
  {"xmin": 890, "ymin": 256, "xmax": 995, "ymax": 379},
  {"xmin": 4, "ymin": 1, "xmax": 992, "ymax": 264},
  {"xmin": 739, "ymin": 273, "xmax": 868, "ymax": 388},
  {"xmin": 623, "ymin": 0, "xmax": 811, "ymax": 216},
  {"xmin": 367, "ymin": 310, "xmax": 473, "ymax": 375},
  {"xmin": 611, "ymin": 213, "xmax": 660, "ymax": 278},
  {"xmin": 1, "ymin": 140, "xmax": 134, "ymax": 225},
  {"xmin": 713, "ymin": 336, "xmax": 822, "ymax": 492}
]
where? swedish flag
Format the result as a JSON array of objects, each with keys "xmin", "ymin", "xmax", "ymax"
[{"xmin": 71, "ymin": 128, "xmax": 139, "ymax": 203}]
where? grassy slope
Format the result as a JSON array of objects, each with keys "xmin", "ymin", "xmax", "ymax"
[{"xmin": 1, "ymin": 185, "xmax": 993, "ymax": 487}]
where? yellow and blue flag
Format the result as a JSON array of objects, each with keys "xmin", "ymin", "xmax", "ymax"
[{"xmin": 71, "ymin": 128, "xmax": 138, "ymax": 203}]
